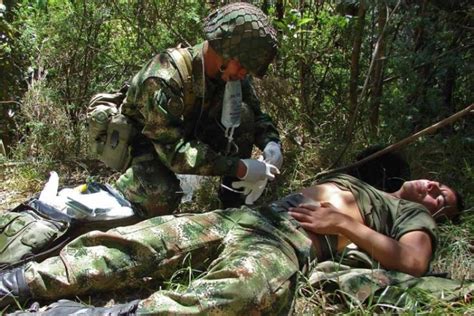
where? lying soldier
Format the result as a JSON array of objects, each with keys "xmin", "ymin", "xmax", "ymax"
[{"xmin": 0, "ymin": 173, "xmax": 464, "ymax": 315}]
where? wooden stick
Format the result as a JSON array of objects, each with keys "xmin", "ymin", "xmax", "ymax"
[
  {"xmin": 316, "ymin": 103, "xmax": 474, "ymax": 178},
  {"xmin": 0, "ymin": 140, "xmax": 5, "ymax": 157}
]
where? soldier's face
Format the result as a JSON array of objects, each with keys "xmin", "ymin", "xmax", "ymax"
[
  {"xmin": 400, "ymin": 180, "xmax": 457, "ymax": 218},
  {"xmin": 220, "ymin": 59, "xmax": 248, "ymax": 81}
]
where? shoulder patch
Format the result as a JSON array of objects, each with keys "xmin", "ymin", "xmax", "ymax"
[
  {"xmin": 154, "ymin": 86, "xmax": 184, "ymax": 119},
  {"xmin": 137, "ymin": 53, "xmax": 181, "ymax": 87}
]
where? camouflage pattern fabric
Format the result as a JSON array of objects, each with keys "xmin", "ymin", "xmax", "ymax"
[
  {"xmin": 23, "ymin": 206, "xmax": 313, "ymax": 315},
  {"xmin": 203, "ymin": 2, "xmax": 278, "ymax": 77},
  {"xmin": 308, "ymin": 259, "xmax": 474, "ymax": 308},
  {"xmin": 117, "ymin": 42, "xmax": 280, "ymax": 216},
  {"xmin": 114, "ymin": 153, "xmax": 183, "ymax": 217},
  {"xmin": 0, "ymin": 208, "xmax": 69, "ymax": 267},
  {"xmin": 13, "ymin": 190, "xmax": 472, "ymax": 314}
]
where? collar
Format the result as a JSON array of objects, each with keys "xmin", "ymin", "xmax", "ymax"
[{"xmin": 190, "ymin": 42, "xmax": 206, "ymax": 100}]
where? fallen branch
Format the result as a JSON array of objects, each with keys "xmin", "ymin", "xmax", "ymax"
[
  {"xmin": 0, "ymin": 161, "xmax": 29, "ymax": 168},
  {"xmin": 0, "ymin": 100, "xmax": 22, "ymax": 106}
]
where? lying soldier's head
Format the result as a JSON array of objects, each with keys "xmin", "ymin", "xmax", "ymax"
[{"xmin": 395, "ymin": 180, "xmax": 465, "ymax": 222}]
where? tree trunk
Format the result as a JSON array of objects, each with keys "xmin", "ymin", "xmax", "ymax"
[
  {"xmin": 0, "ymin": 105, "xmax": 12, "ymax": 155},
  {"xmin": 443, "ymin": 66, "xmax": 456, "ymax": 111},
  {"xmin": 297, "ymin": 0, "xmax": 310, "ymax": 132},
  {"xmin": 407, "ymin": 0, "xmax": 430, "ymax": 120},
  {"xmin": 0, "ymin": 0, "xmax": 21, "ymax": 155},
  {"xmin": 442, "ymin": 28, "xmax": 464, "ymax": 114},
  {"xmin": 369, "ymin": 3, "xmax": 387, "ymax": 136},
  {"xmin": 346, "ymin": 0, "xmax": 366, "ymax": 138},
  {"xmin": 261, "ymin": 0, "xmax": 269, "ymax": 14},
  {"xmin": 276, "ymin": 0, "xmax": 284, "ymax": 20}
]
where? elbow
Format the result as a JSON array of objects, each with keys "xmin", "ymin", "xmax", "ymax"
[
  {"xmin": 152, "ymin": 143, "xmax": 185, "ymax": 172},
  {"xmin": 404, "ymin": 259, "xmax": 430, "ymax": 277}
]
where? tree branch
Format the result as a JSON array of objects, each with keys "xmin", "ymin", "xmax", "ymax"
[{"xmin": 316, "ymin": 103, "xmax": 474, "ymax": 179}]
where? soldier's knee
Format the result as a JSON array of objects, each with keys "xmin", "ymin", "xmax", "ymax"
[
  {"xmin": 116, "ymin": 182, "xmax": 182, "ymax": 218},
  {"xmin": 140, "ymin": 192, "xmax": 182, "ymax": 217},
  {"xmin": 114, "ymin": 162, "xmax": 182, "ymax": 218}
]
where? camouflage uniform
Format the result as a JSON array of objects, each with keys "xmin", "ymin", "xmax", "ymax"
[
  {"xmin": 115, "ymin": 3, "xmax": 280, "ymax": 217},
  {"xmin": 23, "ymin": 198, "xmax": 315, "ymax": 315}
]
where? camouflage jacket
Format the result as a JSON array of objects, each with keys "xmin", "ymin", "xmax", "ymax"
[{"xmin": 120, "ymin": 42, "xmax": 280, "ymax": 176}]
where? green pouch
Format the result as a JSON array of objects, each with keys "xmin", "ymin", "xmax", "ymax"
[
  {"xmin": 0, "ymin": 200, "xmax": 71, "ymax": 268},
  {"xmin": 100, "ymin": 113, "xmax": 136, "ymax": 172},
  {"xmin": 88, "ymin": 104, "xmax": 118, "ymax": 156},
  {"xmin": 87, "ymin": 85, "xmax": 134, "ymax": 172}
]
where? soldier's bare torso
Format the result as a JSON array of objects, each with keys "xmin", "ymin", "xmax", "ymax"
[{"xmin": 299, "ymin": 183, "xmax": 365, "ymax": 255}]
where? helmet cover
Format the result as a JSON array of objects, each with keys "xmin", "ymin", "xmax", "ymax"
[{"xmin": 204, "ymin": 2, "xmax": 278, "ymax": 77}]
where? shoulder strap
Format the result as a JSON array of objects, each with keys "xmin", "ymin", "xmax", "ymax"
[{"xmin": 167, "ymin": 48, "xmax": 196, "ymax": 109}]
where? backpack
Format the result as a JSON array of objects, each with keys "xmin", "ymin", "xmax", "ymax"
[{"xmin": 87, "ymin": 48, "xmax": 195, "ymax": 172}]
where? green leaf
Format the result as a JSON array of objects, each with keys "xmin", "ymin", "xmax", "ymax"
[{"xmin": 297, "ymin": 18, "xmax": 314, "ymax": 26}]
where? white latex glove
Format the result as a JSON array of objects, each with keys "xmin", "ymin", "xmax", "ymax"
[
  {"xmin": 263, "ymin": 141, "xmax": 283, "ymax": 169},
  {"xmin": 232, "ymin": 178, "xmax": 268, "ymax": 205},
  {"xmin": 239, "ymin": 157, "xmax": 280, "ymax": 182}
]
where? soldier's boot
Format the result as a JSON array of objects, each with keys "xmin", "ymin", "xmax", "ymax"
[
  {"xmin": 7, "ymin": 299, "xmax": 140, "ymax": 316},
  {"xmin": 0, "ymin": 267, "xmax": 31, "ymax": 308}
]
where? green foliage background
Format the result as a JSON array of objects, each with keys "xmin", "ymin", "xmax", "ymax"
[{"xmin": 0, "ymin": 0, "xmax": 472, "ymax": 313}]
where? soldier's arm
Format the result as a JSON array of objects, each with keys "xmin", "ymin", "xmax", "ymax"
[
  {"xmin": 289, "ymin": 202, "xmax": 433, "ymax": 276},
  {"xmin": 138, "ymin": 78, "xmax": 241, "ymax": 177},
  {"xmin": 336, "ymin": 218, "xmax": 433, "ymax": 276},
  {"xmin": 241, "ymin": 78, "xmax": 280, "ymax": 150}
]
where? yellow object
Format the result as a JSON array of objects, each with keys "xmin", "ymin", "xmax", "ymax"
[{"xmin": 74, "ymin": 184, "xmax": 88, "ymax": 193}]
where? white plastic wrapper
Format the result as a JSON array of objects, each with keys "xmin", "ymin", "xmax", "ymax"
[{"xmin": 177, "ymin": 174, "xmax": 208, "ymax": 203}]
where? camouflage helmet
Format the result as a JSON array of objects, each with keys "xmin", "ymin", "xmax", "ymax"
[{"xmin": 203, "ymin": 2, "xmax": 278, "ymax": 78}]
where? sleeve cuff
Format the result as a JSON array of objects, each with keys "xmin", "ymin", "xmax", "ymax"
[{"xmin": 213, "ymin": 156, "xmax": 240, "ymax": 176}]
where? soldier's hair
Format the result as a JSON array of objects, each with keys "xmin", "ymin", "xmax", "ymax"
[
  {"xmin": 451, "ymin": 190, "xmax": 465, "ymax": 224},
  {"xmin": 348, "ymin": 144, "xmax": 411, "ymax": 193},
  {"xmin": 436, "ymin": 188, "xmax": 465, "ymax": 224}
]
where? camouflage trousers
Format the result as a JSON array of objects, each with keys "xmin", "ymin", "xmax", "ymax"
[
  {"xmin": 23, "ymin": 206, "xmax": 315, "ymax": 315},
  {"xmin": 115, "ymin": 153, "xmax": 183, "ymax": 218}
]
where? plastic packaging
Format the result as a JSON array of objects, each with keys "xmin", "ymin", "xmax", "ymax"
[{"xmin": 221, "ymin": 80, "xmax": 242, "ymax": 128}]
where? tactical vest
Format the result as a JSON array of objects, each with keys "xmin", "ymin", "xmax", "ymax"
[{"xmin": 87, "ymin": 48, "xmax": 195, "ymax": 172}]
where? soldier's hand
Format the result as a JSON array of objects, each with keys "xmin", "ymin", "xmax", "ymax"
[
  {"xmin": 238, "ymin": 157, "xmax": 279, "ymax": 182},
  {"xmin": 288, "ymin": 202, "xmax": 349, "ymax": 235}
]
